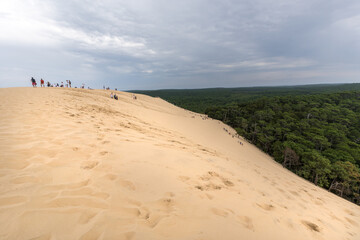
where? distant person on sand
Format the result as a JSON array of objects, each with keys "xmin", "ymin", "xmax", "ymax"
[
  {"xmin": 110, "ymin": 92, "xmax": 113, "ymax": 99},
  {"xmin": 60, "ymin": 82, "xmax": 64, "ymax": 87},
  {"xmin": 31, "ymin": 77, "xmax": 36, "ymax": 87},
  {"xmin": 114, "ymin": 93, "xmax": 118, "ymax": 100},
  {"xmin": 69, "ymin": 80, "xmax": 71, "ymax": 88},
  {"xmin": 40, "ymin": 78, "xmax": 44, "ymax": 87},
  {"xmin": 47, "ymin": 81, "xmax": 51, "ymax": 87}
]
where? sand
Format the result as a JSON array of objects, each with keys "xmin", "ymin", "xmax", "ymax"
[{"xmin": 0, "ymin": 87, "xmax": 359, "ymax": 240}]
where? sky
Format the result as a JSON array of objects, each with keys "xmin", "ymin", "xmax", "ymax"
[{"xmin": 0, "ymin": 0, "xmax": 360, "ymax": 90}]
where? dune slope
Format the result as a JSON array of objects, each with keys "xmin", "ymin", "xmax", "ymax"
[{"xmin": 0, "ymin": 88, "xmax": 359, "ymax": 240}]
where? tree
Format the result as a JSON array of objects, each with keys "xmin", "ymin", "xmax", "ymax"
[
  {"xmin": 300, "ymin": 151, "xmax": 331, "ymax": 187},
  {"xmin": 329, "ymin": 161, "xmax": 360, "ymax": 200},
  {"xmin": 283, "ymin": 147, "xmax": 300, "ymax": 170}
]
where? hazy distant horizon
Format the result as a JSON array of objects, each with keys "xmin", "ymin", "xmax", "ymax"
[
  {"xmin": 129, "ymin": 82, "xmax": 360, "ymax": 91},
  {"xmin": 1, "ymin": 0, "xmax": 360, "ymax": 90}
]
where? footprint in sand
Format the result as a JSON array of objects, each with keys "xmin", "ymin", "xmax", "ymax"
[
  {"xmin": 238, "ymin": 216, "xmax": 255, "ymax": 231},
  {"xmin": 314, "ymin": 199, "xmax": 324, "ymax": 206},
  {"xmin": 118, "ymin": 179, "xmax": 136, "ymax": 191},
  {"xmin": 329, "ymin": 213, "xmax": 341, "ymax": 222},
  {"xmin": 195, "ymin": 171, "xmax": 235, "ymax": 191},
  {"xmin": 195, "ymin": 183, "xmax": 222, "ymax": 191},
  {"xmin": 140, "ymin": 196, "xmax": 177, "ymax": 229},
  {"xmin": 222, "ymin": 179, "xmax": 234, "ymax": 187},
  {"xmin": 256, "ymin": 203, "xmax": 275, "ymax": 211},
  {"xmin": 345, "ymin": 217, "xmax": 358, "ymax": 227},
  {"xmin": 178, "ymin": 176, "xmax": 190, "ymax": 182},
  {"xmin": 81, "ymin": 161, "xmax": 99, "ymax": 170},
  {"xmin": 257, "ymin": 191, "xmax": 267, "ymax": 197},
  {"xmin": 99, "ymin": 151, "xmax": 108, "ymax": 156},
  {"xmin": 344, "ymin": 209, "xmax": 357, "ymax": 216},
  {"xmin": 165, "ymin": 192, "xmax": 175, "ymax": 198},
  {"xmin": 211, "ymin": 208, "xmax": 229, "ymax": 217},
  {"xmin": 104, "ymin": 173, "xmax": 117, "ymax": 181},
  {"xmin": 132, "ymin": 207, "xmax": 158, "ymax": 228},
  {"xmin": 145, "ymin": 213, "xmax": 164, "ymax": 228},
  {"xmin": 290, "ymin": 191, "xmax": 300, "ymax": 196},
  {"xmin": 301, "ymin": 220, "xmax": 321, "ymax": 232}
]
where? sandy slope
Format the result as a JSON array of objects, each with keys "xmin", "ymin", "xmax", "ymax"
[{"xmin": 0, "ymin": 87, "xmax": 359, "ymax": 240}]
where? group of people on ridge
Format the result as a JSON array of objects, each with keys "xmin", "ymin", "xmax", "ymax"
[{"xmin": 31, "ymin": 77, "xmax": 72, "ymax": 88}]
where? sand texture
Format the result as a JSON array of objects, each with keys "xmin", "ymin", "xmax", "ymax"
[{"xmin": 0, "ymin": 87, "xmax": 359, "ymax": 240}]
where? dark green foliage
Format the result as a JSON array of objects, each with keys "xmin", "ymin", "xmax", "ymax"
[
  {"xmin": 134, "ymin": 84, "xmax": 360, "ymax": 205},
  {"xmin": 132, "ymin": 83, "xmax": 360, "ymax": 113},
  {"xmin": 204, "ymin": 91, "xmax": 360, "ymax": 204}
]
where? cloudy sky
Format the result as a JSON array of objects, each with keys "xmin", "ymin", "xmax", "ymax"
[{"xmin": 1, "ymin": 0, "xmax": 360, "ymax": 90}]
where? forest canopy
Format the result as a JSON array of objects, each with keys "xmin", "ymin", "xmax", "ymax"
[{"xmin": 204, "ymin": 91, "xmax": 360, "ymax": 204}]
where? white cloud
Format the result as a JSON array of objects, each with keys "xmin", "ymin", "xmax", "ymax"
[
  {"xmin": 0, "ymin": 0, "xmax": 57, "ymax": 46},
  {"xmin": 0, "ymin": 0, "xmax": 156, "ymax": 57},
  {"xmin": 334, "ymin": 14, "xmax": 360, "ymax": 36},
  {"xmin": 50, "ymin": 26, "xmax": 156, "ymax": 57}
]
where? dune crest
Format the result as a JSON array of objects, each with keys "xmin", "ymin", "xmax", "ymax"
[{"xmin": 0, "ymin": 88, "xmax": 359, "ymax": 240}]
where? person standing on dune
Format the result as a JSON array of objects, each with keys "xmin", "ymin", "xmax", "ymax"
[
  {"xmin": 31, "ymin": 77, "xmax": 36, "ymax": 87},
  {"xmin": 40, "ymin": 78, "xmax": 44, "ymax": 87}
]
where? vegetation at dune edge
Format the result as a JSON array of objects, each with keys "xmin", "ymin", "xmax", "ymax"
[
  {"xmin": 132, "ymin": 83, "xmax": 360, "ymax": 113},
  {"xmin": 134, "ymin": 84, "xmax": 360, "ymax": 205}
]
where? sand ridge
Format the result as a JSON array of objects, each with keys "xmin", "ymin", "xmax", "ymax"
[{"xmin": 0, "ymin": 87, "xmax": 359, "ymax": 240}]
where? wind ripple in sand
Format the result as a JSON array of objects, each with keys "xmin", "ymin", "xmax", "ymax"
[{"xmin": 0, "ymin": 196, "xmax": 27, "ymax": 208}]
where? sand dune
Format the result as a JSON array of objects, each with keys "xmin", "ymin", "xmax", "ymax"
[{"xmin": 0, "ymin": 87, "xmax": 359, "ymax": 240}]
